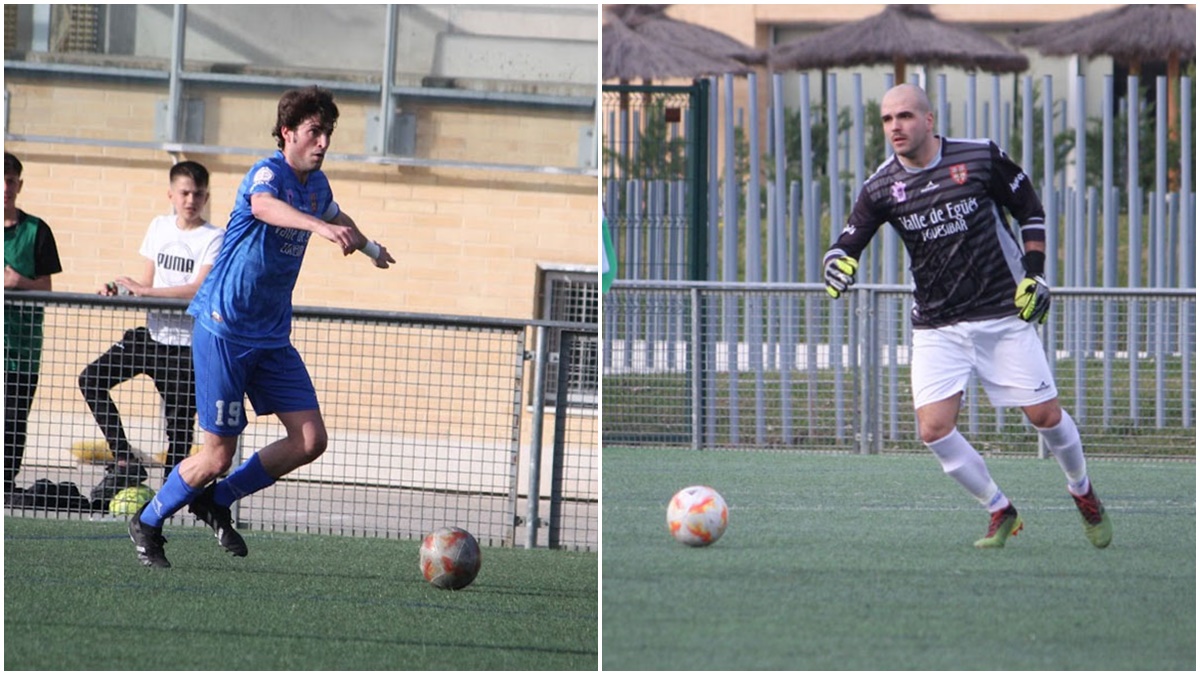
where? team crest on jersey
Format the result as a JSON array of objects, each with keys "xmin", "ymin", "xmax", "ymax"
[
  {"xmin": 950, "ymin": 163, "xmax": 969, "ymax": 185},
  {"xmin": 891, "ymin": 181, "xmax": 907, "ymax": 203},
  {"xmin": 252, "ymin": 167, "xmax": 274, "ymax": 188}
]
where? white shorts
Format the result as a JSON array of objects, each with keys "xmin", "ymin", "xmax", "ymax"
[{"xmin": 910, "ymin": 315, "xmax": 1058, "ymax": 409}]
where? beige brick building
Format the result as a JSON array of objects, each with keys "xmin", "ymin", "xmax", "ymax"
[
  {"xmin": 4, "ymin": 5, "xmax": 599, "ymax": 523},
  {"xmin": 4, "ymin": 80, "xmax": 597, "ymax": 318}
]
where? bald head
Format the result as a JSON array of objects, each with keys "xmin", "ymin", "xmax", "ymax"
[
  {"xmin": 882, "ymin": 83, "xmax": 933, "ymax": 116},
  {"xmin": 881, "ymin": 83, "xmax": 938, "ymax": 167}
]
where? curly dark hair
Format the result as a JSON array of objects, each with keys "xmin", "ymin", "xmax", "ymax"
[{"xmin": 271, "ymin": 86, "xmax": 339, "ymax": 149}]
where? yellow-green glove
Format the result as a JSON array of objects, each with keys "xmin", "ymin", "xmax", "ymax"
[
  {"xmin": 824, "ymin": 256, "xmax": 858, "ymax": 299},
  {"xmin": 1015, "ymin": 275, "xmax": 1051, "ymax": 324}
]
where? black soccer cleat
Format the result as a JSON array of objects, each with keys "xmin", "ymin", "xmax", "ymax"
[
  {"xmin": 129, "ymin": 503, "xmax": 171, "ymax": 568},
  {"xmin": 188, "ymin": 484, "xmax": 248, "ymax": 557},
  {"xmin": 91, "ymin": 459, "xmax": 150, "ymax": 506}
]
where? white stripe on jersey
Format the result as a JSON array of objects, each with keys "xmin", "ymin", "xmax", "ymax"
[
  {"xmin": 990, "ymin": 202, "xmax": 1026, "ymax": 285},
  {"xmin": 942, "ymin": 136, "xmax": 992, "ymax": 146}
]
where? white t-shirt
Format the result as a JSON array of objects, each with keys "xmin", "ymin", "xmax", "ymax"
[{"xmin": 139, "ymin": 214, "xmax": 224, "ymax": 346}]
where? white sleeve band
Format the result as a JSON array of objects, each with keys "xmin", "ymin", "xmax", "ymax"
[
  {"xmin": 360, "ymin": 240, "xmax": 381, "ymax": 260},
  {"xmin": 322, "ymin": 200, "xmax": 340, "ymax": 222}
]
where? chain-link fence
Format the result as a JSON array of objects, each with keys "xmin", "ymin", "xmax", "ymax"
[
  {"xmin": 604, "ymin": 282, "xmax": 1195, "ymax": 458},
  {"xmin": 544, "ymin": 330, "xmax": 598, "ymax": 549},
  {"xmin": 4, "ymin": 292, "xmax": 597, "ymax": 551}
]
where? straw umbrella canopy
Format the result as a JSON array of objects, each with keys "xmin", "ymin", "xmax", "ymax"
[
  {"xmin": 768, "ymin": 4, "xmax": 1030, "ymax": 83},
  {"xmin": 614, "ymin": 4, "xmax": 766, "ymax": 68},
  {"xmin": 603, "ymin": 10, "xmax": 752, "ymax": 82},
  {"xmin": 603, "ymin": 5, "xmax": 762, "ymax": 82},
  {"xmin": 1008, "ymin": 4, "xmax": 1195, "ymax": 141},
  {"xmin": 1008, "ymin": 4, "xmax": 1195, "ymax": 77}
]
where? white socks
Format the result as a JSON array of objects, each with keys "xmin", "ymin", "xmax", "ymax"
[
  {"xmin": 1038, "ymin": 409, "xmax": 1091, "ymax": 497},
  {"xmin": 925, "ymin": 412, "xmax": 1091, "ymax": 512},
  {"xmin": 926, "ymin": 429, "xmax": 1010, "ymax": 513}
]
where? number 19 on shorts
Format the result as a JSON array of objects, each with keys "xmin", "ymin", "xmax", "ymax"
[{"xmin": 214, "ymin": 400, "xmax": 244, "ymax": 428}]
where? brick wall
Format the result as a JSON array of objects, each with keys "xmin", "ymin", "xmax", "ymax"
[
  {"xmin": 5, "ymin": 77, "xmax": 598, "ymax": 320},
  {"xmin": 6, "ymin": 78, "xmax": 598, "ymax": 492}
]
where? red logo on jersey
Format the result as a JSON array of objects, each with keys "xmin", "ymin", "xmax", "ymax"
[{"xmin": 950, "ymin": 164, "xmax": 968, "ymax": 185}]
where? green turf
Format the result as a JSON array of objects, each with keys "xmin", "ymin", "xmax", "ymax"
[
  {"xmin": 602, "ymin": 448, "xmax": 1195, "ymax": 670},
  {"xmin": 5, "ymin": 519, "xmax": 596, "ymax": 670}
]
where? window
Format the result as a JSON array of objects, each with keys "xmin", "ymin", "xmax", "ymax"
[{"xmin": 537, "ymin": 267, "xmax": 598, "ymax": 410}]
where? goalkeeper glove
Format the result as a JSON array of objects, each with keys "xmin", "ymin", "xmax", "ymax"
[
  {"xmin": 824, "ymin": 256, "xmax": 858, "ymax": 299},
  {"xmin": 1015, "ymin": 251, "xmax": 1050, "ymax": 324}
]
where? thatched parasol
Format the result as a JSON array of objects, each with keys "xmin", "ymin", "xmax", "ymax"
[
  {"xmin": 1009, "ymin": 4, "xmax": 1195, "ymax": 76},
  {"xmin": 769, "ymin": 4, "xmax": 1029, "ymax": 83},
  {"xmin": 602, "ymin": 5, "xmax": 758, "ymax": 82},
  {"xmin": 1009, "ymin": 4, "xmax": 1195, "ymax": 142},
  {"xmin": 603, "ymin": 14, "xmax": 749, "ymax": 81},
  {"xmin": 614, "ymin": 5, "xmax": 766, "ymax": 67}
]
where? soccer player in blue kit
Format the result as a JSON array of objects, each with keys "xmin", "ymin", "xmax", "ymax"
[
  {"xmin": 823, "ymin": 84, "xmax": 1112, "ymax": 550},
  {"xmin": 129, "ymin": 86, "xmax": 395, "ymax": 567}
]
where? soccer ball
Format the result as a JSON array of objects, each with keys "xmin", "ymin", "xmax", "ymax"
[
  {"xmin": 420, "ymin": 526, "xmax": 482, "ymax": 590},
  {"xmin": 667, "ymin": 485, "xmax": 728, "ymax": 547},
  {"xmin": 109, "ymin": 485, "xmax": 155, "ymax": 517}
]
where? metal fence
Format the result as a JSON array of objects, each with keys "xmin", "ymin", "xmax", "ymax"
[
  {"xmin": 604, "ymin": 73, "xmax": 1195, "ymax": 293},
  {"xmin": 4, "ymin": 292, "xmax": 597, "ymax": 551},
  {"xmin": 5, "ymin": 4, "xmax": 598, "ymax": 176},
  {"xmin": 603, "ymin": 282, "xmax": 1195, "ymax": 459},
  {"xmin": 602, "ymin": 81, "xmax": 710, "ymax": 281}
]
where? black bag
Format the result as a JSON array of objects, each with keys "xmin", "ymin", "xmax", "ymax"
[{"xmin": 16, "ymin": 479, "xmax": 99, "ymax": 512}]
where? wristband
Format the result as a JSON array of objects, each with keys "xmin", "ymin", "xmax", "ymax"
[
  {"xmin": 360, "ymin": 240, "xmax": 381, "ymax": 260},
  {"xmin": 1022, "ymin": 250, "xmax": 1045, "ymax": 276}
]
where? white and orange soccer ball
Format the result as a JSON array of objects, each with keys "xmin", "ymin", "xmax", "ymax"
[
  {"xmin": 666, "ymin": 485, "xmax": 728, "ymax": 547},
  {"xmin": 419, "ymin": 526, "xmax": 482, "ymax": 590}
]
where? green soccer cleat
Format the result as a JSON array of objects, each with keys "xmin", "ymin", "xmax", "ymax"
[
  {"xmin": 1071, "ymin": 486, "xmax": 1113, "ymax": 549},
  {"xmin": 974, "ymin": 505, "xmax": 1023, "ymax": 549}
]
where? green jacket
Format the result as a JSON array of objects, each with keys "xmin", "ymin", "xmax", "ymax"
[{"xmin": 5, "ymin": 211, "xmax": 62, "ymax": 373}]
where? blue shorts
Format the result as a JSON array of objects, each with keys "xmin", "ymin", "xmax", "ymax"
[{"xmin": 192, "ymin": 327, "xmax": 319, "ymax": 436}]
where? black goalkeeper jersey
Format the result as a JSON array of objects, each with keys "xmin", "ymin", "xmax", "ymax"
[{"xmin": 824, "ymin": 137, "xmax": 1046, "ymax": 329}]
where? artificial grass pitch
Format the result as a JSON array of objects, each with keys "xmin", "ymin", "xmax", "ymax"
[
  {"xmin": 5, "ymin": 518, "xmax": 596, "ymax": 670},
  {"xmin": 602, "ymin": 448, "xmax": 1195, "ymax": 671}
]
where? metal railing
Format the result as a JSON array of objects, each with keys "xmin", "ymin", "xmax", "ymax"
[
  {"xmin": 6, "ymin": 4, "xmax": 598, "ymax": 177},
  {"xmin": 604, "ymin": 73, "xmax": 1195, "ymax": 292},
  {"xmin": 603, "ymin": 281, "xmax": 1195, "ymax": 458},
  {"xmin": 4, "ymin": 291, "xmax": 597, "ymax": 551}
]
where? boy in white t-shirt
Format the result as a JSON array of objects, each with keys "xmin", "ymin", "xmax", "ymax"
[{"xmin": 80, "ymin": 161, "xmax": 224, "ymax": 507}]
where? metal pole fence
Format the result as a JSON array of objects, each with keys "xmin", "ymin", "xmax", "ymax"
[
  {"xmin": 4, "ymin": 292, "xmax": 598, "ymax": 552},
  {"xmin": 603, "ymin": 281, "xmax": 1195, "ymax": 459}
]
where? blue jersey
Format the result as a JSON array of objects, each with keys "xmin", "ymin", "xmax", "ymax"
[{"xmin": 189, "ymin": 151, "xmax": 337, "ymax": 347}]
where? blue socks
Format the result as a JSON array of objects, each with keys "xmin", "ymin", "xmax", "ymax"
[
  {"xmin": 137, "ymin": 453, "xmax": 276, "ymax": 527},
  {"xmin": 213, "ymin": 453, "xmax": 276, "ymax": 508},
  {"xmin": 140, "ymin": 465, "xmax": 202, "ymax": 528}
]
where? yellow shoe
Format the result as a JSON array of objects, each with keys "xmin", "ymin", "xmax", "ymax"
[
  {"xmin": 1071, "ymin": 486, "xmax": 1113, "ymax": 549},
  {"xmin": 70, "ymin": 440, "xmax": 114, "ymax": 464},
  {"xmin": 974, "ymin": 505, "xmax": 1023, "ymax": 549},
  {"xmin": 152, "ymin": 444, "xmax": 203, "ymax": 466}
]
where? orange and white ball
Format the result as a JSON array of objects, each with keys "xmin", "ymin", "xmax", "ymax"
[
  {"xmin": 666, "ymin": 486, "xmax": 728, "ymax": 547},
  {"xmin": 420, "ymin": 526, "xmax": 482, "ymax": 589}
]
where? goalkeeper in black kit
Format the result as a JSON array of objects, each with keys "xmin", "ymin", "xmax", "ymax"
[{"xmin": 823, "ymin": 83, "xmax": 1111, "ymax": 549}]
